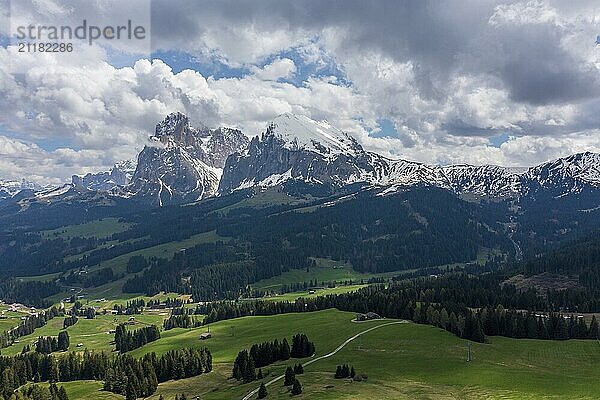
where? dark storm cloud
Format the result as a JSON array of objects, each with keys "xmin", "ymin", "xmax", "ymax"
[
  {"xmin": 441, "ymin": 120, "xmax": 504, "ymax": 137},
  {"xmin": 149, "ymin": 0, "xmax": 599, "ymax": 109}
]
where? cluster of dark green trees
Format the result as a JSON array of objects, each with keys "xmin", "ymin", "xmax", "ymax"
[
  {"xmin": 0, "ymin": 280, "xmax": 60, "ymax": 308},
  {"xmin": 61, "ymin": 266, "xmax": 123, "ymax": 288},
  {"xmin": 290, "ymin": 334, "xmax": 315, "ymax": 358},
  {"xmin": 114, "ymin": 324, "xmax": 160, "ymax": 353},
  {"xmin": 147, "ymin": 297, "xmax": 185, "ymax": 308},
  {"xmin": 249, "ymin": 338, "xmax": 291, "ymax": 368},
  {"xmin": 233, "ymin": 334, "xmax": 314, "ymax": 383},
  {"xmin": 232, "ymin": 350, "xmax": 256, "ymax": 382},
  {"xmin": 163, "ymin": 308, "xmax": 200, "ymax": 330},
  {"xmin": 0, "ymin": 346, "xmax": 211, "ymax": 400},
  {"xmin": 1, "ymin": 307, "xmax": 61, "ymax": 349},
  {"xmin": 334, "ymin": 364, "xmax": 355, "ymax": 379},
  {"xmin": 113, "ymin": 299, "xmax": 145, "ymax": 315},
  {"xmin": 0, "ymin": 351, "xmax": 108, "ymax": 395},
  {"xmin": 103, "ymin": 347, "xmax": 211, "ymax": 399},
  {"xmin": 62, "ymin": 315, "xmax": 78, "ymax": 329},
  {"xmin": 126, "ymin": 255, "xmax": 149, "ymax": 273},
  {"xmin": 283, "ymin": 366, "xmax": 303, "ymax": 395},
  {"xmin": 71, "ymin": 301, "xmax": 95, "ymax": 319},
  {"xmin": 35, "ymin": 332, "xmax": 69, "ymax": 353},
  {"xmin": 479, "ymin": 307, "xmax": 599, "ymax": 340},
  {"xmin": 8, "ymin": 383, "xmax": 69, "ymax": 400}
]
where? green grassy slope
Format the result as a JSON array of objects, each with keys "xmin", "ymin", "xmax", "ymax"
[
  {"xmin": 7, "ymin": 309, "xmax": 600, "ymax": 399},
  {"xmin": 41, "ymin": 218, "xmax": 133, "ymax": 239},
  {"xmin": 145, "ymin": 310, "xmax": 600, "ymax": 400},
  {"xmin": 252, "ymin": 258, "xmax": 398, "ymax": 290},
  {"xmin": 1, "ymin": 312, "xmax": 166, "ymax": 356},
  {"xmin": 253, "ymin": 285, "xmax": 368, "ymax": 302}
]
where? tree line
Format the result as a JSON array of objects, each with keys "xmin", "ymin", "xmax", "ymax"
[
  {"xmin": 1, "ymin": 307, "xmax": 61, "ymax": 349},
  {"xmin": 0, "ymin": 280, "xmax": 60, "ymax": 309},
  {"xmin": 35, "ymin": 332, "xmax": 70, "ymax": 354},
  {"xmin": 62, "ymin": 315, "xmax": 78, "ymax": 329},
  {"xmin": 0, "ymin": 346, "xmax": 211, "ymax": 400},
  {"xmin": 113, "ymin": 299, "xmax": 145, "ymax": 315},
  {"xmin": 7, "ymin": 382, "xmax": 69, "ymax": 400},
  {"xmin": 233, "ymin": 334, "xmax": 315, "ymax": 383},
  {"xmin": 114, "ymin": 324, "xmax": 160, "ymax": 353},
  {"xmin": 199, "ymin": 274, "xmax": 600, "ymax": 344}
]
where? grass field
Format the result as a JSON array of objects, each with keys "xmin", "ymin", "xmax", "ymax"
[
  {"xmin": 0, "ymin": 304, "xmax": 28, "ymax": 332},
  {"xmin": 281, "ymin": 323, "xmax": 600, "ymax": 400},
  {"xmin": 89, "ymin": 230, "xmax": 227, "ymax": 275},
  {"xmin": 7, "ymin": 309, "xmax": 600, "ymax": 399},
  {"xmin": 1, "ymin": 311, "xmax": 166, "ymax": 356},
  {"xmin": 22, "ymin": 381, "xmax": 123, "ymax": 400},
  {"xmin": 139, "ymin": 310, "xmax": 600, "ymax": 400},
  {"xmin": 41, "ymin": 218, "xmax": 133, "ymax": 239},
  {"xmin": 251, "ymin": 284, "xmax": 368, "ymax": 302},
  {"xmin": 252, "ymin": 258, "xmax": 399, "ymax": 290}
]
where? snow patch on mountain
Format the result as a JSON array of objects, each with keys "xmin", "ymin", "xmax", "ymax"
[
  {"xmin": 72, "ymin": 159, "xmax": 137, "ymax": 192},
  {"xmin": 266, "ymin": 113, "xmax": 362, "ymax": 157},
  {"xmin": 123, "ymin": 112, "xmax": 248, "ymax": 206},
  {"xmin": 219, "ymin": 114, "xmax": 600, "ymax": 199}
]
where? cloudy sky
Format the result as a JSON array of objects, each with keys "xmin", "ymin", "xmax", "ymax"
[{"xmin": 1, "ymin": 0, "xmax": 600, "ymax": 184}]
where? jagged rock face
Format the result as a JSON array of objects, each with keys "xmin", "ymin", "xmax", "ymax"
[
  {"xmin": 0, "ymin": 180, "xmax": 43, "ymax": 195},
  {"xmin": 72, "ymin": 160, "xmax": 136, "ymax": 192},
  {"xmin": 219, "ymin": 113, "xmax": 600, "ymax": 200},
  {"xmin": 523, "ymin": 152, "xmax": 600, "ymax": 196},
  {"xmin": 438, "ymin": 165, "xmax": 522, "ymax": 198},
  {"xmin": 218, "ymin": 113, "xmax": 521, "ymax": 197},
  {"xmin": 126, "ymin": 112, "xmax": 249, "ymax": 206},
  {"xmin": 218, "ymin": 114, "xmax": 380, "ymax": 194},
  {"xmin": 126, "ymin": 146, "xmax": 220, "ymax": 206},
  {"xmin": 5, "ymin": 113, "xmax": 600, "ymax": 208}
]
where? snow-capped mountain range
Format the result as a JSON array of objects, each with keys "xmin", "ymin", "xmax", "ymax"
[
  {"xmin": 72, "ymin": 159, "xmax": 137, "ymax": 192},
  {"xmin": 2, "ymin": 113, "xmax": 600, "ymax": 206},
  {"xmin": 0, "ymin": 179, "xmax": 44, "ymax": 200},
  {"xmin": 219, "ymin": 113, "xmax": 600, "ymax": 199}
]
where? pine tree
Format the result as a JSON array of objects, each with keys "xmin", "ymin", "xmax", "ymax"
[
  {"xmin": 284, "ymin": 366, "xmax": 295, "ymax": 386},
  {"xmin": 281, "ymin": 339, "xmax": 291, "ymax": 360},
  {"xmin": 589, "ymin": 316, "xmax": 599, "ymax": 339},
  {"xmin": 335, "ymin": 365, "xmax": 343, "ymax": 379},
  {"xmin": 57, "ymin": 385, "xmax": 69, "ymax": 400},
  {"xmin": 58, "ymin": 330, "xmax": 70, "ymax": 351},
  {"xmin": 257, "ymin": 382, "xmax": 268, "ymax": 399},
  {"xmin": 291, "ymin": 378, "xmax": 302, "ymax": 395}
]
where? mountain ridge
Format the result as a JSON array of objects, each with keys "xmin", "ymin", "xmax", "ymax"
[{"xmin": 2, "ymin": 113, "xmax": 599, "ymax": 206}]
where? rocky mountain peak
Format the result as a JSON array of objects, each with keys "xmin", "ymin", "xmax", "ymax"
[
  {"xmin": 124, "ymin": 113, "xmax": 249, "ymax": 206},
  {"xmin": 264, "ymin": 113, "xmax": 363, "ymax": 157},
  {"xmin": 152, "ymin": 112, "xmax": 208, "ymax": 148}
]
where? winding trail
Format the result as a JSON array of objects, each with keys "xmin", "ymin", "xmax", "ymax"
[{"xmin": 241, "ymin": 320, "xmax": 406, "ymax": 400}]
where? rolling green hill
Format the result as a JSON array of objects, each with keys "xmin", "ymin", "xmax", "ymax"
[{"xmin": 136, "ymin": 309, "xmax": 600, "ymax": 400}]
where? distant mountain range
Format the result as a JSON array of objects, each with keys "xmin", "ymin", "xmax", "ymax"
[
  {"xmin": 2, "ymin": 112, "xmax": 600, "ymax": 207},
  {"xmin": 0, "ymin": 179, "xmax": 44, "ymax": 200}
]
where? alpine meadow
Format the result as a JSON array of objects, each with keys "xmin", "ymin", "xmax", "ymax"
[{"xmin": 1, "ymin": 1, "xmax": 600, "ymax": 400}]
